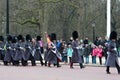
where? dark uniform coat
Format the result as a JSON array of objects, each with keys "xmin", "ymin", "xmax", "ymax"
[
  {"xmin": 15, "ymin": 42, "xmax": 25, "ymax": 61},
  {"xmin": 71, "ymin": 40, "xmax": 83, "ymax": 63},
  {"xmin": 24, "ymin": 41, "xmax": 32, "ymax": 60},
  {"xmin": 4, "ymin": 42, "xmax": 13, "ymax": 62},
  {"xmin": 106, "ymin": 41, "xmax": 119, "ymax": 67},
  {"xmin": 44, "ymin": 43, "xmax": 49, "ymax": 61},
  {"xmin": 47, "ymin": 48, "xmax": 57, "ymax": 64},
  {"xmin": 33, "ymin": 41, "xmax": 43, "ymax": 60},
  {"xmin": 0, "ymin": 42, "xmax": 5, "ymax": 60},
  {"xmin": 11, "ymin": 43, "xmax": 17, "ymax": 61}
]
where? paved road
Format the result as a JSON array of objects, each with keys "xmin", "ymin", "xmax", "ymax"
[{"xmin": 0, "ymin": 64, "xmax": 120, "ymax": 80}]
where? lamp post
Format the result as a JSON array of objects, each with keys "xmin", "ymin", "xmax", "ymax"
[
  {"xmin": 92, "ymin": 22, "xmax": 95, "ymax": 42},
  {"xmin": 6, "ymin": 0, "xmax": 9, "ymax": 36},
  {"xmin": 2, "ymin": 16, "xmax": 6, "ymax": 36}
]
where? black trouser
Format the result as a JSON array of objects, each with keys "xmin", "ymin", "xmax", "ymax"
[
  {"xmin": 57, "ymin": 58, "xmax": 61, "ymax": 67},
  {"xmin": 39, "ymin": 56, "xmax": 44, "ymax": 66},
  {"xmin": 115, "ymin": 61, "xmax": 120, "ymax": 72},
  {"xmin": 99, "ymin": 57, "xmax": 102, "ymax": 65},
  {"xmin": 79, "ymin": 63, "xmax": 84, "ymax": 69},
  {"xmin": 106, "ymin": 61, "xmax": 120, "ymax": 73},
  {"xmin": 14, "ymin": 61, "xmax": 20, "ymax": 66},
  {"xmin": 21, "ymin": 58, "xmax": 27, "ymax": 66},
  {"xmin": 40, "ymin": 59, "xmax": 44, "ymax": 66},
  {"xmin": 69, "ymin": 57, "xmax": 72, "ymax": 68},
  {"xmin": 45, "ymin": 61, "xmax": 47, "ymax": 66},
  {"xmin": 69, "ymin": 57, "xmax": 84, "ymax": 69},
  {"xmin": 4, "ymin": 57, "xmax": 13, "ymax": 66},
  {"xmin": 81, "ymin": 56, "xmax": 84, "ymax": 63},
  {"xmin": 29, "ymin": 54, "xmax": 36, "ymax": 66}
]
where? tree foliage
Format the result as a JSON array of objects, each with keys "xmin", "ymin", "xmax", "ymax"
[{"xmin": 0, "ymin": 0, "xmax": 120, "ymax": 41}]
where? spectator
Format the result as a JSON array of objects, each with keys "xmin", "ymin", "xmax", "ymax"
[{"xmin": 97, "ymin": 45, "xmax": 103, "ymax": 65}]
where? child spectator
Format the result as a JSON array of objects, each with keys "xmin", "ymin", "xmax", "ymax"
[
  {"xmin": 67, "ymin": 44, "xmax": 73, "ymax": 66},
  {"xmin": 62, "ymin": 44, "xmax": 68, "ymax": 64}
]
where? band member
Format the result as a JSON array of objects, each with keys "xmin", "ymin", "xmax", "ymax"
[
  {"xmin": 33, "ymin": 36, "xmax": 44, "ymax": 66},
  {"xmin": 47, "ymin": 33, "xmax": 61, "ymax": 67},
  {"xmin": 106, "ymin": 31, "xmax": 120, "ymax": 74},
  {"xmin": 0, "ymin": 36, "xmax": 5, "ymax": 64},
  {"xmin": 15, "ymin": 35, "xmax": 25, "ymax": 66},
  {"xmin": 44, "ymin": 42, "xmax": 49, "ymax": 66},
  {"xmin": 70, "ymin": 31, "xmax": 85, "ymax": 69},
  {"xmin": 25, "ymin": 34, "xmax": 35, "ymax": 66},
  {"xmin": 4, "ymin": 35, "xmax": 13, "ymax": 65},
  {"xmin": 11, "ymin": 36, "xmax": 17, "ymax": 66}
]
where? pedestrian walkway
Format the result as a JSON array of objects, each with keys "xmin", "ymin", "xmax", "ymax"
[{"xmin": 0, "ymin": 64, "xmax": 119, "ymax": 80}]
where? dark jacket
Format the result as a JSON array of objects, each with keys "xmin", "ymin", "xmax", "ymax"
[
  {"xmin": 106, "ymin": 40, "xmax": 119, "ymax": 67},
  {"xmin": 71, "ymin": 40, "xmax": 83, "ymax": 63}
]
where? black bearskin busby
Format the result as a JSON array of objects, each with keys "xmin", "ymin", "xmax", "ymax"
[
  {"xmin": 72, "ymin": 31, "xmax": 78, "ymax": 40},
  {"xmin": 0, "ymin": 36, "xmax": 4, "ymax": 42},
  {"xmin": 17, "ymin": 35, "xmax": 24, "ymax": 42},
  {"xmin": 50, "ymin": 33, "xmax": 56, "ymax": 41},
  {"xmin": 7, "ymin": 35, "xmax": 12, "ymax": 42},
  {"xmin": 110, "ymin": 31, "xmax": 117, "ymax": 40},
  {"xmin": 12, "ymin": 36, "xmax": 17, "ymax": 43},
  {"xmin": 36, "ymin": 35, "xmax": 41, "ymax": 41},
  {"xmin": 26, "ymin": 34, "xmax": 32, "ymax": 41}
]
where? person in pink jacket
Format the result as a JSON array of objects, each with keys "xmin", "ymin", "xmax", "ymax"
[
  {"xmin": 92, "ymin": 46, "xmax": 98, "ymax": 64},
  {"xmin": 97, "ymin": 45, "xmax": 103, "ymax": 65}
]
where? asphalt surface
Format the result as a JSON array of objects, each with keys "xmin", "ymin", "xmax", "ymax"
[
  {"xmin": 0, "ymin": 56, "xmax": 120, "ymax": 80},
  {"xmin": 0, "ymin": 63, "xmax": 120, "ymax": 80}
]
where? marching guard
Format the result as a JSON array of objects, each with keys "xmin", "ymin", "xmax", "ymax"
[
  {"xmin": 70, "ymin": 31, "xmax": 85, "ymax": 69},
  {"xmin": 0, "ymin": 36, "xmax": 5, "ymax": 64},
  {"xmin": 4, "ymin": 35, "xmax": 13, "ymax": 65},
  {"xmin": 33, "ymin": 36, "xmax": 44, "ymax": 66},
  {"xmin": 10, "ymin": 36, "xmax": 17, "ymax": 66},
  {"xmin": 47, "ymin": 33, "xmax": 61, "ymax": 67},
  {"xmin": 24, "ymin": 34, "xmax": 35, "ymax": 66},
  {"xmin": 15, "ymin": 35, "xmax": 25, "ymax": 66},
  {"xmin": 106, "ymin": 31, "xmax": 120, "ymax": 74}
]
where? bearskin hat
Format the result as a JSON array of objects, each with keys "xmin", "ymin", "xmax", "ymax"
[
  {"xmin": 7, "ymin": 35, "xmax": 12, "ymax": 42},
  {"xmin": 17, "ymin": 35, "xmax": 24, "ymax": 42},
  {"xmin": 12, "ymin": 36, "xmax": 17, "ymax": 43},
  {"xmin": 0, "ymin": 36, "xmax": 4, "ymax": 42},
  {"xmin": 72, "ymin": 31, "xmax": 78, "ymax": 40},
  {"xmin": 50, "ymin": 33, "xmax": 56, "ymax": 41},
  {"xmin": 36, "ymin": 35, "xmax": 41, "ymax": 41},
  {"xmin": 26, "ymin": 34, "xmax": 32, "ymax": 41},
  {"xmin": 110, "ymin": 31, "xmax": 117, "ymax": 40}
]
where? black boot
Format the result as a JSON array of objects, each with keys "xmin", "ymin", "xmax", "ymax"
[
  {"xmin": 57, "ymin": 62, "xmax": 61, "ymax": 68},
  {"xmin": 31, "ymin": 60, "xmax": 36, "ymax": 66},
  {"xmin": 118, "ymin": 71, "xmax": 120, "ymax": 74},
  {"xmin": 106, "ymin": 66, "xmax": 111, "ymax": 74},
  {"xmin": 115, "ymin": 61, "xmax": 120, "ymax": 74},
  {"xmin": 16, "ymin": 61, "xmax": 20, "ymax": 66},
  {"xmin": 41, "ymin": 61, "xmax": 44, "ymax": 66},
  {"xmin": 45, "ymin": 61, "xmax": 47, "ymax": 66},
  {"xmin": 4, "ymin": 61, "xmax": 8, "ymax": 66},
  {"xmin": 117, "ymin": 69, "xmax": 120, "ymax": 74},
  {"xmin": 79, "ymin": 63, "xmax": 85, "ymax": 69},
  {"xmin": 70, "ymin": 62, "xmax": 73, "ymax": 68},
  {"xmin": 48, "ymin": 63, "xmax": 51, "ymax": 67}
]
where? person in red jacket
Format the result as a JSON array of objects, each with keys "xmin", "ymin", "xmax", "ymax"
[{"xmin": 97, "ymin": 45, "xmax": 103, "ymax": 65}]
